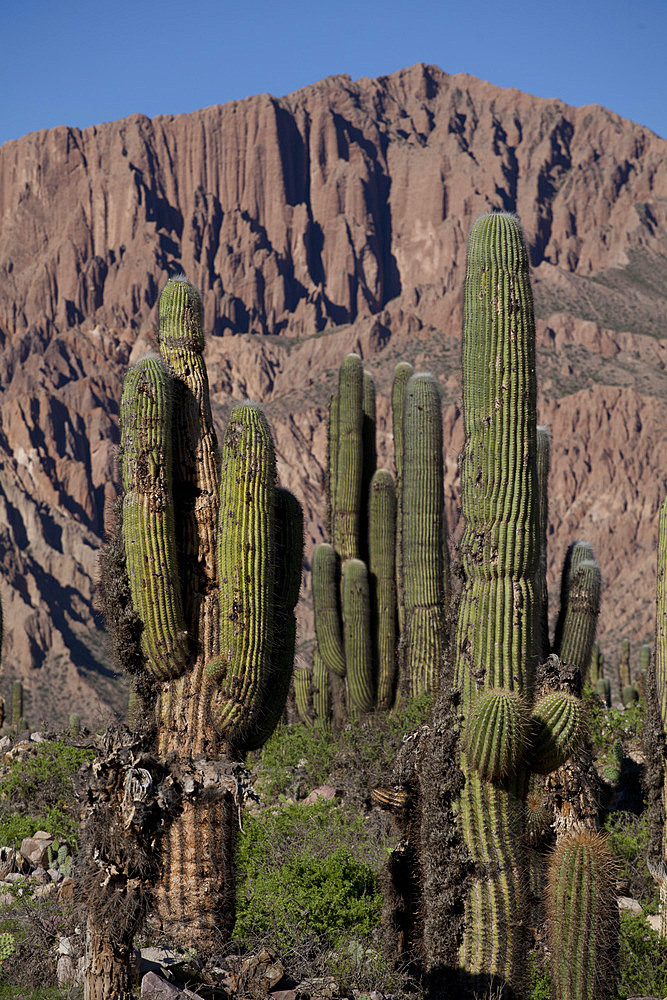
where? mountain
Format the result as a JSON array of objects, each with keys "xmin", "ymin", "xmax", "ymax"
[{"xmin": 0, "ymin": 63, "xmax": 665, "ymax": 724}]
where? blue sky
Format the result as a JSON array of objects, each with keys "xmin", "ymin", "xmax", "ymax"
[{"xmin": 2, "ymin": 0, "xmax": 665, "ymax": 146}]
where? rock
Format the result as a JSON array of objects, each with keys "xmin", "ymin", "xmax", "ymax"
[
  {"xmin": 31, "ymin": 866, "xmax": 50, "ymax": 884},
  {"xmin": 0, "ymin": 892, "xmax": 14, "ymax": 907},
  {"xmin": 645, "ymin": 913, "xmax": 661, "ymax": 932},
  {"xmin": 617, "ymin": 895, "xmax": 643, "ymax": 915},
  {"xmin": 32, "ymin": 881, "xmax": 57, "ymax": 901},
  {"xmin": 0, "ymin": 737, "xmax": 11, "ymax": 753},
  {"xmin": 139, "ymin": 945, "xmax": 186, "ymax": 977},
  {"xmin": 141, "ymin": 971, "xmax": 202, "ymax": 998},
  {"xmin": 30, "ymin": 732, "xmax": 48, "ymax": 743},
  {"xmin": 20, "ymin": 831, "xmax": 55, "ymax": 868},
  {"xmin": 4, "ymin": 872, "xmax": 27, "ymax": 884},
  {"xmin": 0, "ymin": 65, "xmax": 666, "ymax": 725},
  {"xmin": 47, "ymin": 867, "xmax": 62, "ymax": 882},
  {"xmin": 302, "ymin": 784, "xmax": 338, "ymax": 806}
]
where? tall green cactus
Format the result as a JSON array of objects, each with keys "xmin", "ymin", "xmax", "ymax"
[
  {"xmin": 107, "ymin": 275, "xmax": 302, "ymax": 953},
  {"xmin": 392, "ymin": 361, "xmax": 414, "ymax": 635},
  {"xmin": 454, "ymin": 212, "xmax": 540, "ymax": 990},
  {"xmin": 536, "ymin": 427, "xmax": 551, "ymax": 657},
  {"xmin": 400, "ymin": 372, "xmax": 449, "ymax": 698},
  {"xmin": 618, "ymin": 637, "xmax": 631, "ymax": 690},
  {"xmin": 547, "ymin": 831, "xmax": 618, "ymax": 1000},
  {"xmin": 333, "ymin": 353, "xmax": 364, "ymax": 562},
  {"xmin": 557, "ymin": 557, "xmax": 602, "ymax": 682},
  {"xmin": 11, "ymin": 681, "xmax": 23, "ymax": 732},
  {"xmin": 369, "ymin": 469, "xmax": 397, "ymax": 708}
]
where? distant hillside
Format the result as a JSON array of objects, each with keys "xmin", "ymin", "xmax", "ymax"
[{"xmin": 0, "ymin": 63, "xmax": 665, "ymax": 723}]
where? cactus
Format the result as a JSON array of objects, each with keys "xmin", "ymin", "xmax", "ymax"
[
  {"xmin": 342, "ymin": 559, "xmax": 374, "ymax": 712},
  {"xmin": 392, "ymin": 361, "xmax": 414, "ymax": 635},
  {"xmin": 547, "ymin": 831, "xmax": 618, "ymax": 1000},
  {"xmin": 622, "ymin": 683, "xmax": 639, "ymax": 707},
  {"xmin": 530, "ymin": 691, "xmax": 585, "ymax": 774},
  {"xmin": 333, "ymin": 354, "xmax": 364, "ymax": 562},
  {"xmin": 596, "ymin": 676, "xmax": 611, "ymax": 707},
  {"xmin": 400, "ymin": 373, "xmax": 450, "ymax": 699},
  {"xmin": 589, "ymin": 643, "xmax": 601, "ymax": 685},
  {"xmin": 11, "ymin": 682, "xmax": 23, "ymax": 731},
  {"xmin": 69, "ymin": 713, "xmax": 81, "ymax": 737},
  {"xmin": 312, "ymin": 543, "xmax": 346, "ymax": 679},
  {"xmin": 618, "ymin": 637, "xmax": 631, "ymax": 690},
  {"xmin": 369, "ymin": 470, "xmax": 397, "ymax": 708},
  {"xmin": 536, "ymin": 426, "xmax": 551, "ymax": 657},
  {"xmin": 102, "ymin": 275, "xmax": 302, "ymax": 957},
  {"xmin": 452, "ymin": 212, "xmax": 541, "ymax": 990},
  {"xmin": 557, "ymin": 558, "xmax": 602, "ymax": 681}
]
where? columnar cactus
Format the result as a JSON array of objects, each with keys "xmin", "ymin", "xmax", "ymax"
[
  {"xmin": 105, "ymin": 275, "xmax": 302, "ymax": 956},
  {"xmin": 369, "ymin": 469, "xmax": 397, "ymax": 708},
  {"xmin": 392, "ymin": 361, "xmax": 414, "ymax": 635},
  {"xmin": 400, "ymin": 373, "xmax": 449, "ymax": 698},
  {"xmin": 557, "ymin": 557, "xmax": 602, "ymax": 681},
  {"xmin": 11, "ymin": 681, "xmax": 23, "ymax": 731},
  {"xmin": 547, "ymin": 831, "xmax": 618, "ymax": 1000},
  {"xmin": 536, "ymin": 426, "xmax": 551, "ymax": 657},
  {"xmin": 453, "ymin": 212, "xmax": 541, "ymax": 989}
]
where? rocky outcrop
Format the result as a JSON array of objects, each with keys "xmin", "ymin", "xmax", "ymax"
[{"xmin": 0, "ymin": 63, "xmax": 665, "ymax": 722}]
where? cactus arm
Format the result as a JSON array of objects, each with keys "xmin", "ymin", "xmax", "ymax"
[
  {"xmin": 312, "ymin": 542, "xmax": 346, "ymax": 678},
  {"xmin": 208, "ymin": 401, "xmax": 276, "ymax": 742},
  {"xmin": 342, "ymin": 558, "xmax": 374, "ymax": 712},
  {"xmin": 536, "ymin": 426, "xmax": 551, "ymax": 657},
  {"xmin": 242, "ymin": 487, "xmax": 303, "ymax": 752},
  {"xmin": 120, "ymin": 355, "xmax": 189, "ymax": 680},
  {"xmin": 400, "ymin": 372, "xmax": 448, "ymax": 698},
  {"xmin": 312, "ymin": 646, "xmax": 331, "ymax": 727},
  {"xmin": 333, "ymin": 354, "xmax": 363, "ymax": 562},
  {"xmin": 557, "ymin": 558, "xmax": 602, "ymax": 684},
  {"xmin": 326, "ymin": 393, "xmax": 339, "ymax": 541},
  {"xmin": 392, "ymin": 361, "xmax": 414, "ymax": 635},
  {"xmin": 369, "ymin": 469, "xmax": 397, "ymax": 709},
  {"xmin": 158, "ymin": 276, "xmax": 220, "ymax": 622}
]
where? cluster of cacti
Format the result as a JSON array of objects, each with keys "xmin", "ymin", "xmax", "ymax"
[
  {"xmin": 648, "ymin": 498, "xmax": 667, "ymax": 937},
  {"xmin": 381, "ymin": 213, "xmax": 617, "ymax": 999},
  {"xmin": 306, "ymin": 353, "xmax": 450, "ymax": 723},
  {"xmin": 97, "ymin": 274, "xmax": 303, "ymax": 978}
]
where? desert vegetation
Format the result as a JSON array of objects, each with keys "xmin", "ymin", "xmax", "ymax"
[{"xmin": 0, "ymin": 211, "xmax": 664, "ymax": 1000}]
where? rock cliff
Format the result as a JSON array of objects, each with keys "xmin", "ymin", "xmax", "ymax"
[{"xmin": 0, "ymin": 63, "xmax": 665, "ymax": 723}]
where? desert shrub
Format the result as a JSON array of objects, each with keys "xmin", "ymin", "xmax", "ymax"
[
  {"xmin": 254, "ymin": 694, "xmax": 434, "ymax": 805},
  {"xmin": 235, "ymin": 799, "xmax": 383, "ymax": 957},
  {"xmin": 616, "ymin": 911, "xmax": 667, "ymax": 998},
  {"xmin": 0, "ymin": 741, "xmax": 93, "ymax": 850},
  {"xmin": 604, "ymin": 808, "xmax": 657, "ymax": 909},
  {"xmin": 586, "ymin": 689, "xmax": 644, "ymax": 763},
  {"xmin": 0, "ymin": 892, "xmax": 76, "ymax": 991}
]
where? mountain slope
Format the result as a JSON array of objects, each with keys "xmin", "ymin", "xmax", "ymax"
[{"xmin": 0, "ymin": 63, "xmax": 665, "ymax": 722}]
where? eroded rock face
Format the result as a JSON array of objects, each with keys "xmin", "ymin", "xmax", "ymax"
[{"xmin": 0, "ymin": 63, "xmax": 665, "ymax": 722}]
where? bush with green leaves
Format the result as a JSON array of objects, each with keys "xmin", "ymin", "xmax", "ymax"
[
  {"xmin": 0, "ymin": 740, "xmax": 93, "ymax": 849},
  {"xmin": 616, "ymin": 912, "xmax": 667, "ymax": 998},
  {"xmin": 235, "ymin": 799, "xmax": 383, "ymax": 957},
  {"xmin": 604, "ymin": 808, "xmax": 657, "ymax": 910}
]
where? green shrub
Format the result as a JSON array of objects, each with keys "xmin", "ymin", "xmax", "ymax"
[
  {"xmin": 604, "ymin": 808, "xmax": 657, "ymax": 909},
  {"xmin": 0, "ymin": 741, "xmax": 93, "ymax": 850},
  {"xmin": 616, "ymin": 912, "xmax": 667, "ymax": 998},
  {"xmin": 586, "ymin": 688, "xmax": 644, "ymax": 764},
  {"xmin": 235, "ymin": 799, "xmax": 382, "ymax": 956}
]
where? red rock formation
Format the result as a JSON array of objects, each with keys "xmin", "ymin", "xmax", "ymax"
[{"xmin": 0, "ymin": 63, "xmax": 665, "ymax": 722}]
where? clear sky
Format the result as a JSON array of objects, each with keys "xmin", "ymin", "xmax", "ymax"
[{"xmin": 2, "ymin": 0, "xmax": 665, "ymax": 147}]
